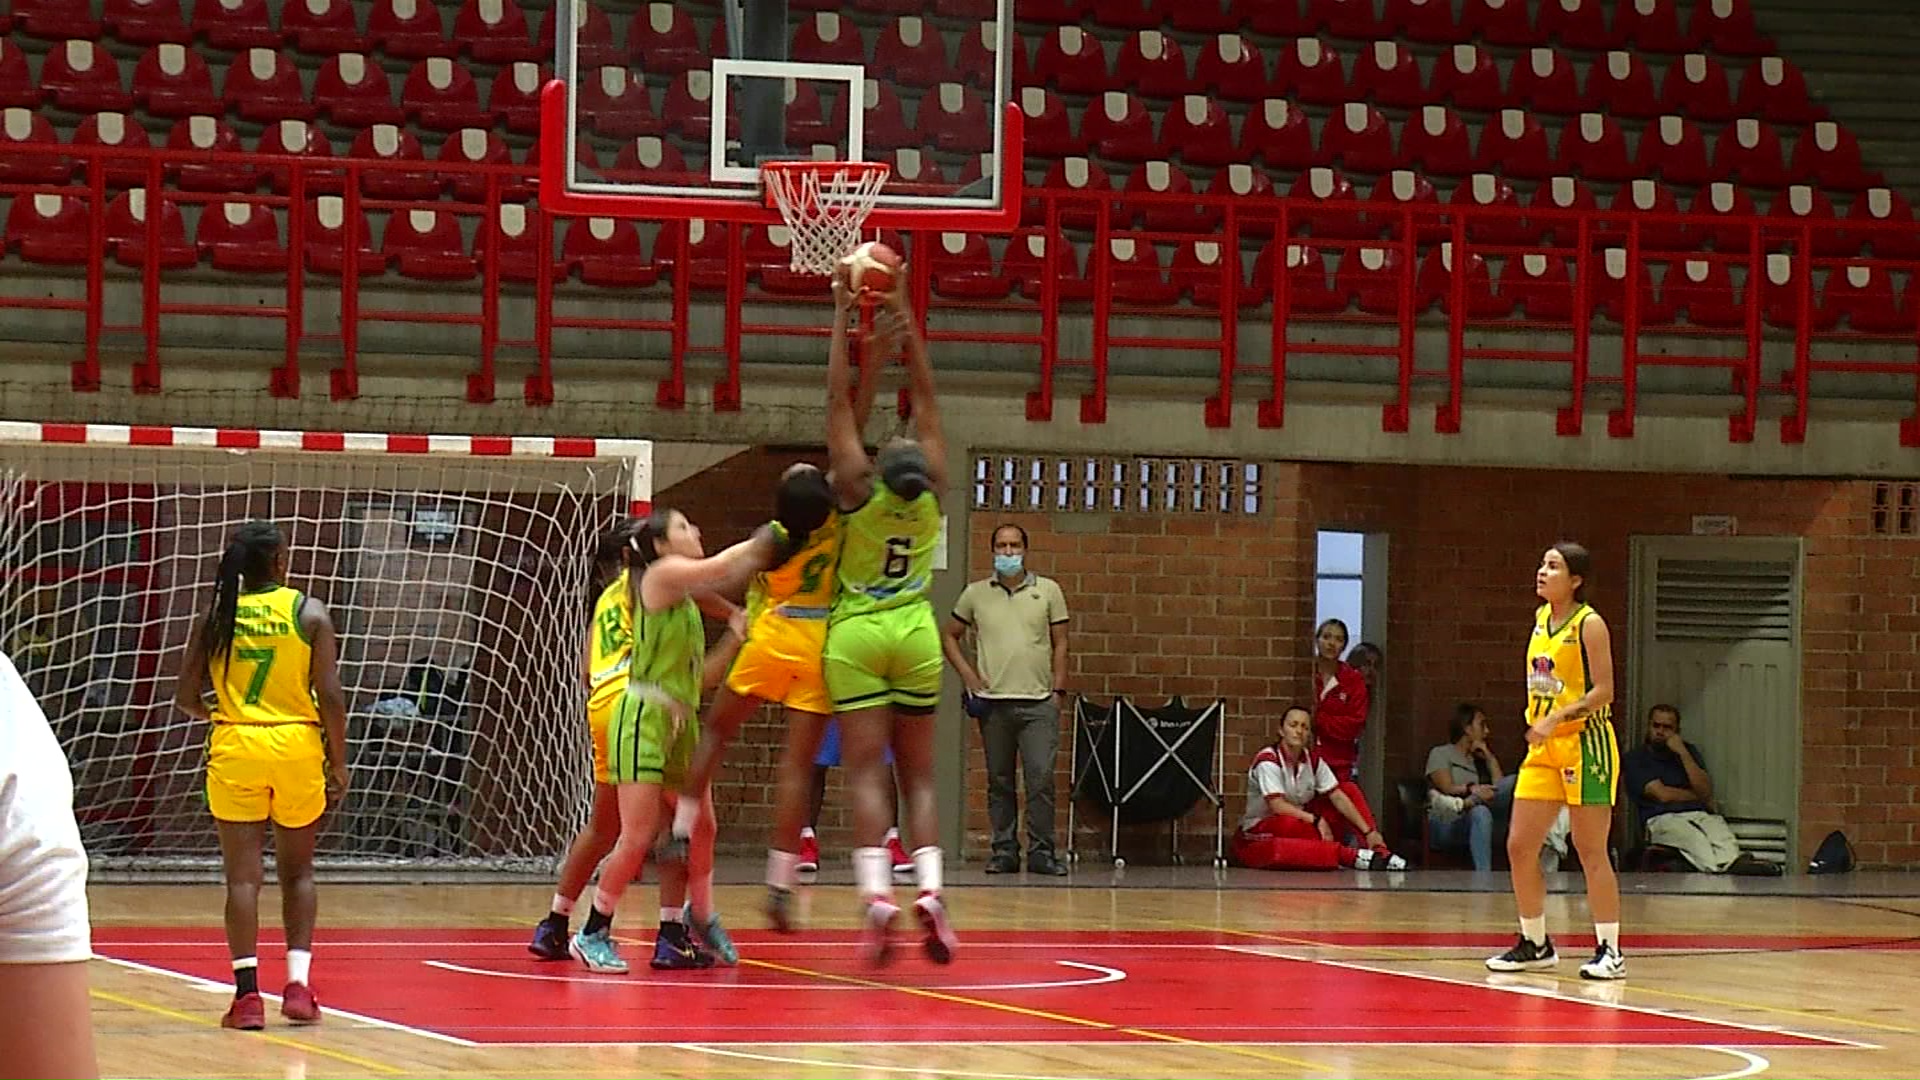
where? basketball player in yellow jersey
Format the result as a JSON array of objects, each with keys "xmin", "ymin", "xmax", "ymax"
[
  {"xmin": 174, "ymin": 521, "xmax": 348, "ymax": 1032},
  {"xmin": 1486, "ymin": 541, "xmax": 1626, "ymax": 981}
]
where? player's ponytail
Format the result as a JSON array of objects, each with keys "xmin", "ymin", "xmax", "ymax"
[
  {"xmin": 592, "ymin": 518, "xmax": 644, "ymax": 593},
  {"xmin": 624, "ymin": 508, "xmax": 680, "ymax": 619},
  {"xmin": 203, "ymin": 520, "xmax": 286, "ymax": 662},
  {"xmin": 1552, "ymin": 541, "xmax": 1592, "ymax": 603}
]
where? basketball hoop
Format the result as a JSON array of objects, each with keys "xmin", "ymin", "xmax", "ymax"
[{"xmin": 761, "ymin": 161, "xmax": 890, "ymax": 274}]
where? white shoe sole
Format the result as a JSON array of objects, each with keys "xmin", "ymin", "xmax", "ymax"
[
  {"xmin": 1579, "ymin": 964, "xmax": 1627, "ymax": 980},
  {"xmin": 1485, "ymin": 956, "xmax": 1558, "ymax": 972},
  {"xmin": 569, "ymin": 938, "xmax": 629, "ymax": 974}
]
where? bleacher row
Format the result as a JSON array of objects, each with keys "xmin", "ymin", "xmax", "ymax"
[{"xmin": 4, "ymin": 0, "xmax": 1920, "ymax": 334}]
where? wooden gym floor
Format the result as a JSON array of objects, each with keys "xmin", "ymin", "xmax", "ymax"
[{"xmin": 85, "ymin": 866, "xmax": 1920, "ymax": 1079}]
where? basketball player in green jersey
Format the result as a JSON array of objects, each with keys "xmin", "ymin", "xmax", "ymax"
[{"xmin": 822, "ymin": 264, "xmax": 957, "ymax": 967}]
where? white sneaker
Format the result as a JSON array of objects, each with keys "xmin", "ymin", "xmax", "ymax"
[
  {"xmin": 1579, "ymin": 944, "xmax": 1626, "ymax": 980},
  {"xmin": 1354, "ymin": 849, "xmax": 1410, "ymax": 871}
]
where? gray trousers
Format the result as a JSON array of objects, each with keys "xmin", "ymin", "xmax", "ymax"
[{"xmin": 978, "ymin": 697, "xmax": 1060, "ymax": 859}]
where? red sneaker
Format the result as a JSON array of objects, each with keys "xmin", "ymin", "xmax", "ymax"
[
  {"xmin": 886, "ymin": 834, "xmax": 914, "ymax": 876},
  {"xmin": 860, "ymin": 899, "xmax": 899, "ymax": 968},
  {"xmin": 913, "ymin": 893, "xmax": 957, "ymax": 965},
  {"xmin": 796, "ymin": 832, "xmax": 820, "ymax": 873},
  {"xmin": 221, "ymin": 993, "xmax": 265, "ymax": 1031},
  {"xmin": 281, "ymin": 982, "xmax": 321, "ymax": 1025}
]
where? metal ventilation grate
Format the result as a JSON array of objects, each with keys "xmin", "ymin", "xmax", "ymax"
[{"xmin": 1652, "ymin": 559, "xmax": 1794, "ymax": 643}]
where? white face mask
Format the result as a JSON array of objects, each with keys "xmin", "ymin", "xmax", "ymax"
[{"xmin": 994, "ymin": 553, "xmax": 1024, "ymax": 576}]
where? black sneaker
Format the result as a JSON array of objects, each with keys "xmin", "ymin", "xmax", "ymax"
[
  {"xmin": 650, "ymin": 923, "xmax": 716, "ymax": 970},
  {"xmin": 1485, "ymin": 934, "xmax": 1559, "ymax": 972},
  {"xmin": 527, "ymin": 915, "xmax": 569, "ymax": 961},
  {"xmin": 984, "ymin": 855, "xmax": 1020, "ymax": 874}
]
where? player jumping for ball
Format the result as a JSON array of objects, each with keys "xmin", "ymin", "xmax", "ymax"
[{"xmin": 822, "ymin": 262, "xmax": 957, "ymax": 966}]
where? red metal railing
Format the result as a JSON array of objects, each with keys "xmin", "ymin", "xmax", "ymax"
[{"xmin": 4, "ymin": 141, "xmax": 1919, "ymax": 444}]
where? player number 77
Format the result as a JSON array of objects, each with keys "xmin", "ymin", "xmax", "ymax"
[{"xmin": 234, "ymin": 646, "xmax": 277, "ymax": 705}]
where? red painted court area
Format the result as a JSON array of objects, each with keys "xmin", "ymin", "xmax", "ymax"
[{"xmin": 95, "ymin": 928, "xmax": 1862, "ymax": 1049}]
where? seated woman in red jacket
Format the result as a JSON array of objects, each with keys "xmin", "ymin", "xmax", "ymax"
[
  {"xmin": 1232, "ymin": 706, "xmax": 1408, "ymax": 871},
  {"xmin": 1310, "ymin": 619, "xmax": 1388, "ymax": 846}
]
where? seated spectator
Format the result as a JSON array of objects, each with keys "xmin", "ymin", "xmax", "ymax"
[
  {"xmin": 1622, "ymin": 704, "xmax": 1776, "ymax": 875},
  {"xmin": 1232, "ymin": 706, "xmax": 1407, "ymax": 872},
  {"xmin": 1425, "ymin": 703, "xmax": 1516, "ymax": 871}
]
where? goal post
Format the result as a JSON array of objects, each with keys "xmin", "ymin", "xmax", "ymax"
[{"xmin": 0, "ymin": 421, "xmax": 651, "ymax": 873}]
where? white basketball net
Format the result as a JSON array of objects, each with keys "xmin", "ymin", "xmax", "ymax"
[{"xmin": 763, "ymin": 162, "xmax": 890, "ymax": 274}]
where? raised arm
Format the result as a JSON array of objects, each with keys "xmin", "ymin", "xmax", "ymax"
[
  {"xmin": 173, "ymin": 615, "xmax": 212, "ymax": 721},
  {"xmin": 825, "ymin": 278, "xmax": 875, "ymax": 508},
  {"xmin": 886, "ymin": 280, "xmax": 948, "ymax": 493},
  {"xmin": 303, "ymin": 599, "xmax": 350, "ymax": 796},
  {"xmin": 639, "ymin": 527, "xmax": 785, "ymax": 611}
]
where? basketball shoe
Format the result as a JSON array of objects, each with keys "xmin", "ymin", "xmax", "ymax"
[
  {"xmin": 1579, "ymin": 943, "xmax": 1626, "ymax": 980},
  {"xmin": 527, "ymin": 914, "xmax": 569, "ymax": 960},
  {"xmin": 860, "ymin": 899, "xmax": 900, "ymax": 968},
  {"xmin": 221, "ymin": 992, "xmax": 265, "ymax": 1031},
  {"xmin": 685, "ymin": 903, "xmax": 739, "ymax": 966},
  {"xmin": 913, "ymin": 894, "xmax": 957, "ymax": 965},
  {"xmin": 887, "ymin": 832, "xmax": 914, "ymax": 876},
  {"xmin": 281, "ymin": 982, "xmax": 321, "ymax": 1025},
  {"xmin": 651, "ymin": 923, "xmax": 716, "ymax": 970},
  {"xmin": 1485, "ymin": 935, "xmax": 1558, "ymax": 972},
  {"xmin": 765, "ymin": 885, "xmax": 796, "ymax": 933},
  {"xmin": 570, "ymin": 928, "xmax": 629, "ymax": 973},
  {"xmin": 796, "ymin": 830, "xmax": 820, "ymax": 873}
]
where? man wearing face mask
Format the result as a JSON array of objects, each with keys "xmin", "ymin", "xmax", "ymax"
[{"xmin": 942, "ymin": 525, "xmax": 1072, "ymax": 876}]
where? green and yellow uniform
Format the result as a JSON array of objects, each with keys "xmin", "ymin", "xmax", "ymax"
[
  {"xmin": 823, "ymin": 480, "xmax": 943, "ymax": 712},
  {"xmin": 1516, "ymin": 602, "xmax": 1618, "ymax": 806},
  {"xmin": 725, "ymin": 514, "xmax": 840, "ymax": 714},
  {"xmin": 205, "ymin": 584, "xmax": 326, "ymax": 828},
  {"xmin": 606, "ymin": 585, "xmax": 704, "ymax": 786}
]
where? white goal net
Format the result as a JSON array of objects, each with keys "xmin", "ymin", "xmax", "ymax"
[{"xmin": 0, "ymin": 424, "xmax": 648, "ymax": 872}]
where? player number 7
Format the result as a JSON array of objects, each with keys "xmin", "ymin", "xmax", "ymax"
[{"xmin": 235, "ymin": 646, "xmax": 277, "ymax": 705}]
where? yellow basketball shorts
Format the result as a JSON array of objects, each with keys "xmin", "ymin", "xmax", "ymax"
[
  {"xmin": 725, "ymin": 628, "xmax": 830, "ymax": 716},
  {"xmin": 206, "ymin": 722, "xmax": 327, "ymax": 829},
  {"xmin": 1515, "ymin": 721, "xmax": 1619, "ymax": 807},
  {"xmin": 587, "ymin": 697, "xmax": 617, "ymax": 785}
]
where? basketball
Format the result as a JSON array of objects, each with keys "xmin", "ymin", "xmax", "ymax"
[{"xmin": 839, "ymin": 241, "xmax": 902, "ymax": 302}]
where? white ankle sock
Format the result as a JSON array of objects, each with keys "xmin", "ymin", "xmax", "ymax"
[
  {"xmin": 801, "ymin": 826, "xmax": 816, "ymax": 839},
  {"xmin": 672, "ymin": 797, "xmax": 699, "ymax": 836},
  {"xmin": 853, "ymin": 847, "xmax": 893, "ymax": 901},
  {"xmin": 1520, "ymin": 915, "xmax": 1547, "ymax": 946},
  {"xmin": 767, "ymin": 848, "xmax": 800, "ymax": 889},
  {"xmin": 912, "ymin": 845, "xmax": 943, "ymax": 895},
  {"xmin": 1595, "ymin": 922, "xmax": 1620, "ymax": 951},
  {"xmin": 286, "ymin": 949, "xmax": 311, "ymax": 986},
  {"xmin": 551, "ymin": 893, "xmax": 575, "ymax": 917},
  {"xmin": 660, "ymin": 906, "xmax": 682, "ymax": 924}
]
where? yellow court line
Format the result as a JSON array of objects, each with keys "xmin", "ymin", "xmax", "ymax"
[
  {"xmin": 90, "ymin": 988, "xmax": 405, "ymax": 1075},
  {"xmin": 741, "ymin": 955, "xmax": 1326, "ymax": 1073},
  {"xmin": 1188, "ymin": 922, "xmax": 1917, "ymax": 1037}
]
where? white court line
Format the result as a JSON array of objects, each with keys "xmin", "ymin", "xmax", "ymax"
[
  {"xmin": 93, "ymin": 954, "xmax": 479, "ymax": 1047},
  {"xmin": 671, "ymin": 1043, "xmax": 1099, "ymax": 1080},
  {"xmin": 478, "ymin": 1039, "xmax": 1867, "ymax": 1049},
  {"xmin": 423, "ymin": 957, "xmax": 1125, "ymax": 992},
  {"xmin": 1697, "ymin": 1048, "xmax": 1771, "ymax": 1080},
  {"xmin": 1214, "ymin": 945, "xmax": 1880, "ymax": 1051}
]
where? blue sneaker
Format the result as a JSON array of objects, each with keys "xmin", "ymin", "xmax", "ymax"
[
  {"xmin": 569, "ymin": 928, "xmax": 628, "ymax": 974},
  {"xmin": 685, "ymin": 903, "xmax": 738, "ymax": 966},
  {"xmin": 527, "ymin": 917, "xmax": 569, "ymax": 961},
  {"xmin": 650, "ymin": 923, "xmax": 716, "ymax": 970}
]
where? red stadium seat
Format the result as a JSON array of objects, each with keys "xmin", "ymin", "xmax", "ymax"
[
  {"xmin": 1458, "ymin": 0, "xmax": 1536, "ymax": 47},
  {"xmin": 1080, "ymin": 91, "xmax": 1159, "ymax": 162},
  {"xmin": 1243, "ymin": 99, "xmax": 1319, "ymax": 172},
  {"xmin": 1121, "ymin": 160, "xmax": 1203, "ymax": 232},
  {"xmin": 107, "ymin": 0, "xmax": 190, "ymax": 45},
  {"xmin": 15, "ymin": 0, "xmax": 100, "ymax": 39},
  {"xmin": 1353, "ymin": 41, "xmax": 1424, "ymax": 109},
  {"xmin": 606, "ymin": 133, "xmax": 687, "ymax": 183},
  {"xmin": 0, "ymin": 43, "xmax": 38, "ymax": 109},
  {"xmin": 1713, "ymin": 119, "xmax": 1790, "ymax": 190},
  {"xmin": 383, "ymin": 208, "xmax": 474, "ymax": 280},
  {"xmin": 1636, "ymin": 115, "xmax": 1712, "ymax": 188},
  {"xmin": 133, "ymin": 44, "xmax": 219, "ymax": 118},
  {"xmin": 1429, "ymin": 46, "xmax": 1503, "ymax": 113},
  {"xmin": 560, "ymin": 217, "xmax": 656, "ymax": 288},
  {"xmin": 859, "ymin": 79, "xmax": 914, "ymax": 152},
  {"xmin": 1203, "ymin": 164, "xmax": 1276, "ymax": 236},
  {"xmin": 1367, "ymin": 169, "xmax": 1441, "ymax": 240},
  {"xmin": 536, "ymin": 3, "xmax": 618, "ymax": 68},
  {"xmin": 1824, "ymin": 264, "xmax": 1910, "ymax": 333},
  {"xmin": 929, "ymin": 231, "xmax": 1011, "ymax": 300},
  {"xmin": 1592, "ymin": 248, "xmax": 1673, "ymax": 325},
  {"xmin": 1666, "ymin": 258, "xmax": 1743, "ymax": 328},
  {"xmin": 314, "ymin": 53, "xmax": 403, "ymax": 127},
  {"xmin": 1530, "ymin": 175, "xmax": 1600, "ymax": 246},
  {"xmin": 486, "ymin": 203, "xmax": 547, "ymax": 284},
  {"xmin": 1690, "ymin": 181, "xmax": 1761, "ymax": 251},
  {"xmin": 872, "ymin": 18, "xmax": 953, "ymax": 88},
  {"xmin": 1585, "ymin": 52, "xmax": 1658, "ymax": 118},
  {"xmin": 1194, "ymin": 34, "xmax": 1270, "ymax": 103},
  {"xmin": 1400, "ymin": 105, "xmax": 1472, "ymax": 177},
  {"xmin": 932, "ymin": 0, "xmax": 994, "ymax": 16},
  {"xmin": 1734, "ymin": 57, "xmax": 1824, "ymax": 125},
  {"xmin": 196, "ymin": 0, "xmax": 280, "ymax": 50},
  {"xmin": 1608, "ymin": 178, "xmax": 1693, "ymax": 251},
  {"xmin": 1658, "ymin": 54, "xmax": 1735, "ymax": 122},
  {"xmin": 1005, "ymin": 233, "xmax": 1093, "ymax": 303},
  {"xmin": 1275, "ymin": 39, "xmax": 1348, "ymax": 106},
  {"xmin": 792, "ymin": 12, "xmax": 865, "ymax": 66},
  {"xmin": 1767, "ymin": 184, "xmax": 1851, "ymax": 257},
  {"xmin": 1288, "ymin": 168, "xmax": 1369, "ymax": 239},
  {"xmin": 1690, "ymin": 0, "xmax": 1772, "ymax": 56},
  {"xmin": 280, "ymin": 0, "xmax": 365, "ymax": 54},
  {"xmin": 257, "ymin": 119, "xmax": 336, "ymax": 194},
  {"xmin": 661, "ymin": 70, "xmax": 718, "ymax": 141},
  {"xmin": 1477, "ymin": 110, "xmax": 1553, "ymax": 180},
  {"xmin": 369, "ymin": 0, "xmax": 452, "ymax": 59},
  {"xmin": 1172, "ymin": 238, "xmax": 1243, "ymax": 307},
  {"xmin": 72, "ymin": 112, "xmax": 152, "ymax": 187},
  {"xmin": 0, "ymin": 109, "xmax": 69, "ymax": 185},
  {"xmin": 1034, "ymin": 157, "xmax": 1114, "ymax": 230},
  {"xmin": 349, "ymin": 124, "xmax": 438, "ymax": 200},
  {"xmin": 1114, "ymin": 31, "xmax": 1190, "ymax": 101},
  {"xmin": 303, "ymin": 195, "xmax": 385, "ymax": 276},
  {"xmin": 1847, "ymin": 188, "xmax": 1920, "ymax": 260},
  {"xmin": 4, "ymin": 194, "xmax": 90, "ymax": 264},
  {"xmin": 1017, "ymin": 86, "xmax": 1075, "ymax": 159},
  {"xmin": 1102, "ymin": 238, "xmax": 1181, "ymax": 306},
  {"xmin": 1167, "ymin": 0, "xmax": 1239, "ymax": 34},
  {"xmin": 657, "ymin": 218, "xmax": 727, "ymax": 292},
  {"xmin": 1419, "ymin": 242, "xmax": 1510, "ymax": 318},
  {"xmin": 955, "ymin": 23, "xmax": 1024, "ymax": 92},
  {"xmin": 1309, "ymin": 0, "xmax": 1380, "ymax": 38},
  {"xmin": 1500, "ymin": 253, "xmax": 1573, "ymax": 321},
  {"xmin": 197, "ymin": 200, "xmax": 286, "ymax": 273},
  {"xmin": 1253, "ymin": 241, "xmax": 1348, "ymax": 312},
  {"xmin": 167, "ymin": 115, "xmax": 259, "ymax": 192},
  {"xmin": 1017, "ymin": 0, "xmax": 1085, "ymax": 25},
  {"xmin": 1557, "ymin": 113, "xmax": 1634, "ymax": 183},
  {"xmin": 1615, "ymin": 0, "xmax": 1690, "ymax": 53},
  {"xmin": 1760, "ymin": 253, "xmax": 1834, "ymax": 330},
  {"xmin": 890, "ymin": 148, "xmax": 950, "ymax": 194},
  {"xmin": 1451, "ymin": 173, "xmax": 1531, "ymax": 246},
  {"xmin": 1536, "ymin": 0, "xmax": 1616, "ymax": 50},
  {"xmin": 1032, "ymin": 27, "xmax": 1110, "ymax": 97},
  {"xmin": 1388, "ymin": 0, "xmax": 1464, "ymax": 43},
  {"xmin": 42, "ymin": 41, "xmax": 133, "ymax": 113},
  {"xmin": 488, "ymin": 62, "xmax": 546, "ymax": 134},
  {"xmin": 1791, "ymin": 121, "xmax": 1874, "ymax": 191},
  {"xmin": 223, "ymin": 50, "xmax": 313, "ymax": 124},
  {"xmin": 440, "ymin": 127, "xmax": 517, "ymax": 202},
  {"xmin": 404, "ymin": 59, "xmax": 489, "ymax": 132},
  {"xmin": 577, "ymin": 65, "xmax": 655, "ymax": 138},
  {"xmin": 928, "ymin": 84, "xmax": 991, "ymax": 154},
  {"xmin": 1507, "ymin": 48, "xmax": 1586, "ymax": 116},
  {"xmin": 459, "ymin": 0, "xmax": 538, "ymax": 63},
  {"xmin": 1162, "ymin": 95, "xmax": 1236, "ymax": 169},
  {"xmin": 1247, "ymin": 0, "xmax": 1313, "ymax": 36},
  {"xmin": 1322, "ymin": 103, "xmax": 1395, "ymax": 176},
  {"xmin": 104, "ymin": 190, "xmax": 196, "ymax": 269},
  {"xmin": 848, "ymin": 0, "xmax": 924, "ymax": 17},
  {"xmin": 1340, "ymin": 246, "xmax": 1410, "ymax": 315}
]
